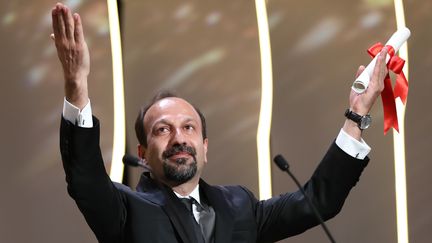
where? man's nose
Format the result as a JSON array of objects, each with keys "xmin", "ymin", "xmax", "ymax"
[{"xmin": 170, "ymin": 128, "xmax": 187, "ymax": 145}]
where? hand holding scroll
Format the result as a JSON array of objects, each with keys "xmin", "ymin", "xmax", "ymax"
[
  {"xmin": 352, "ymin": 28, "xmax": 411, "ymax": 133},
  {"xmin": 343, "ymin": 47, "xmax": 389, "ymax": 140}
]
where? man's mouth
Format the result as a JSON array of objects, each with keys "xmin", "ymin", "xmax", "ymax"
[
  {"xmin": 162, "ymin": 144, "xmax": 197, "ymax": 162},
  {"xmin": 168, "ymin": 152, "xmax": 192, "ymax": 160}
]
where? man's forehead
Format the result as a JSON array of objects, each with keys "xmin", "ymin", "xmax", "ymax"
[{"xmin": 144, "ymin": 97, "xmax": 201, "ymax": 126}]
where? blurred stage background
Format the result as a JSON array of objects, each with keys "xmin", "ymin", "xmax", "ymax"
[{"xmin": 0, "ymin": 0, "xmax": 431, "ymax": 242}]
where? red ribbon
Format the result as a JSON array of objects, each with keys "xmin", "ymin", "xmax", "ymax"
[{"xmin": 367, "ymin": 43, "xmax": 409, "ymax": 134}]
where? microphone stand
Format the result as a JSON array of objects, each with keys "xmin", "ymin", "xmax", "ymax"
[{"xmin": 273, "ymin": 155, "xmax": 336, "ymax": 243}]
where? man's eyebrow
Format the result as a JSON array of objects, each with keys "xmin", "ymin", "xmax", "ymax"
[
  {"xmin": 183, "ymin": 117, "xmax": 197, "ymax": 123},
  {"xmin": 151, "ymin": 116, "xmax": 198, "ymax": 128},
  {"xmin": 151, "ymin": 119, "xmax": 170, "ymax": 128}
]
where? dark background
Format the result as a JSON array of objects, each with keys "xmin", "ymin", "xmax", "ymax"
[{"xmin": 1, "ymin": 0, "xmax": 430, "ymax": 242}]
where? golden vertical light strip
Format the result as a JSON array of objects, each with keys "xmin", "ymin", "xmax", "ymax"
[
  {"xmin": 393, "ymin": 0, "xmax": 409, "ymax": 242},
  {"xmin": 255, "ymin": 0, "xmax": 273, "ymax": 200},
  {"xmin": 107, "ymin": 0, "xmax": 126, "ymax": 182}
]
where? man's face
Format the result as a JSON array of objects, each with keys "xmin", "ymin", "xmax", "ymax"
[{"xmin": 140, "ymin": 97, "xmax": 208, "ymax": 185}]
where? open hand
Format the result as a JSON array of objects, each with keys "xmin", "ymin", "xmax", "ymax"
[{"xmin": 51, "ymin": 3, "xmax": 89, "ymax": 109}]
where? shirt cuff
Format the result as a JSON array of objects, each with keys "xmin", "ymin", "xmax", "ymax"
[
  {"xmin": 335, "ymin": 128, "xmax": 371, "ymax": 159},
  {"xmin": 62, "ymin": 98, "xmax": 93, "ymax": 128}
]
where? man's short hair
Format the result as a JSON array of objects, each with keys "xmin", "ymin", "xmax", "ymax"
[{"xmin": 135, "ymin": 90, "xmax": 207, "ymax": 147}]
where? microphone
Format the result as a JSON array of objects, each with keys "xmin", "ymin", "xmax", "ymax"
[
  {"xmin": 273, "ymin": 155, "xmax": 336, "ymax": 243},
  {"xmin": 122, "ymin": 154, "xmax": 150, "ymax": 171}
]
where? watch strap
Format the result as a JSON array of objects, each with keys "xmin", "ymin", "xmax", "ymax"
[{"xmin": 344, "ymin": 109, "xmax": 362, "ymax": 123}]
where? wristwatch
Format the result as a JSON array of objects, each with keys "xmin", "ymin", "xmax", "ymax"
[{"xmin": 344, "ymin": 109, "xmax": 372, "ymax": 130}]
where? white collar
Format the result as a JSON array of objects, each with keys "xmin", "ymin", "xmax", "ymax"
[{"xmin": 173, "ymin": 184, "xmax": 201, "ymax": 205}]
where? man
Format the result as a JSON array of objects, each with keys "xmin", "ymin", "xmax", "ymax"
[{"xmin": 52, "ymin": 3, "xmax": 388, "ymax": 243}]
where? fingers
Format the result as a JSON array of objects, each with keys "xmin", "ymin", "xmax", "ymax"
[
  {"xmin": 370, "ymin": 47, "xmax": 388, "ymax": 92},
  {"xmin": 74, "ymin": 13, "xmax": 85, "ymax": 44},
  {"xmin": 62, "ymin": 6, "xmax": 75, "ymax": 41},
  {"xmin": 355, "ymin": 65, "xmax": 365, "ymax": 79},
  {"xmin": 51, "ymin": 5, "xmax": 63, "ymax": 41},
  {"xmin": 50, "ymin": 3, "xmax": 77, "ymax": 43}
]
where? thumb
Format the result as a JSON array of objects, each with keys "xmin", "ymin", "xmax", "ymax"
[{"xmin": 355, "ymin": 65, "xmax": 366, "ymax": 79}]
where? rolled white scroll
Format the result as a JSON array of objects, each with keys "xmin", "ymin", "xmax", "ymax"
[{"xmin": 352, "ymin": 27, "xmax": 411, "ymax": 94}]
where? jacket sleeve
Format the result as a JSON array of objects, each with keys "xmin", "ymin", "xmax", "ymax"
[
  {"xmin": 254, "ymin": 142, "xmax": 369, "ymax": 243},
  {"xmin": 60, "ymin": 116, "xmax": 127, "ymax": 243}
]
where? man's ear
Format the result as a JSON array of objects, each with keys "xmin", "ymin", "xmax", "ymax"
[
  {"xmin": 137, "ymin": 144, "xmax": 146, "ymax": 159},
  {"xmin": 203, "ymin": 138, "xmax": 209, "ymax": 164}
]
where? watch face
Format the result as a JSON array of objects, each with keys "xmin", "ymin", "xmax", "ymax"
[{"xmin": 360, "ymin": 115, "xmax": 372, "ymax": 129}]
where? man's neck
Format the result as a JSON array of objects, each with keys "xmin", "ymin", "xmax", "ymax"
[
  {"xmin": 149, "ymin": 172, "xmax": 201, "ymax": 196},
  {"xmin": 171, "ymin": 178, "xmax": 200, "ymax": 196}
]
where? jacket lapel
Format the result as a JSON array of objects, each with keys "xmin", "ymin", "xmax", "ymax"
[
  {"xmin": 136, "ymin": 173, "xmax": 199, "ymax": 243},
  {"xmin": 161, "ymin": 186, "xmax": 202, "ymax": 243},
  {"xmin": 200, "ymin": 180, "xmax": 235, "ymax": 243}
]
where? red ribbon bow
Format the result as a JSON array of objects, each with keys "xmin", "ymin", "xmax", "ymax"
[{"xmin": 367, "ymin": 42, "xmax": 409, "ymax": 134}]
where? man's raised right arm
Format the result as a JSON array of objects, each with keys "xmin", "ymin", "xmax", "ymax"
[
  {"xmin": 52, "ymin": 3, "xmax": 92, "ymax": 125},
  {"xmin": 53, "ymin": 3, "xmax": 126, "ymax": 241}
]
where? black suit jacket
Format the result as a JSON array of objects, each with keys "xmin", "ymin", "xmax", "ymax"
[{"xmin": 60, "ymin": 117, "xmax": 369, "ymax": 243}]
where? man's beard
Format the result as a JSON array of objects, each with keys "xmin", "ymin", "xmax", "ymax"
[{"xmin": 162, "ymin": 144, "xmax": 197, "ymax": 184}]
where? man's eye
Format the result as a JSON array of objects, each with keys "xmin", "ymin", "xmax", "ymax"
[
  {"xmin": 156, "ymin": 127, "xmax": 169, "ymax": 134},
  {"xmin": 185, "ymin": 125, "xmax": 194, "ymax": 131}
]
